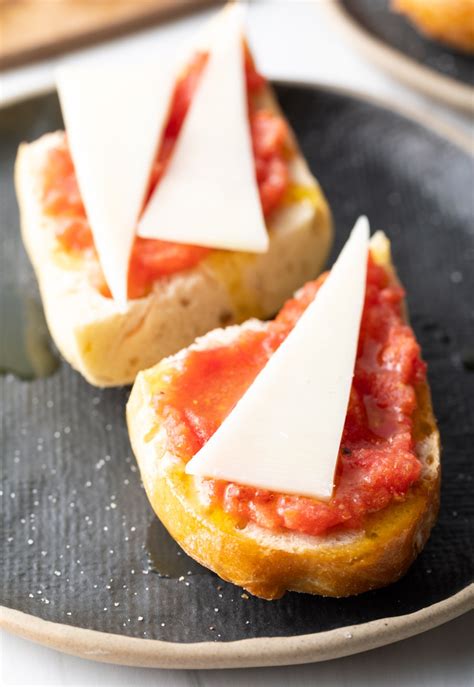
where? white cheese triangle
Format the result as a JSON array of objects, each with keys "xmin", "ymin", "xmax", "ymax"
[
  {"xmin": 56, "ymin": 61, "xmax": 176, "ymax": 309},
  {"xmin": 137, "ymin": 4, "xmax": 269, "ymax": 253},
  {"xmin": 185, "ymin": 217, "xmax": 370, "ymax": 500}
]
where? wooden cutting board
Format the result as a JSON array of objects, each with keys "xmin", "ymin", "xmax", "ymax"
[{"xmin": 0, "ymin": 0, "xmax": 219, "ymax": 70}]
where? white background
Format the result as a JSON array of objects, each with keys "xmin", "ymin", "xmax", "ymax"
[{"xmin": 1, "ymin": 1, "xmax": 473, "ymax": 685}]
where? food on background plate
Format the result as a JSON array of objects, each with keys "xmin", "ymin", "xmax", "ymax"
[
  {"xmin": 14, "ymin": 3, "xmax": 332, "ymax": 387},
  {"xmin": 392, "ymin": 0, "xmax": 474, "ymax": 54},
  {"xmin": 127, "ymin": 221, "xmax": 440, "ymax": 600}
]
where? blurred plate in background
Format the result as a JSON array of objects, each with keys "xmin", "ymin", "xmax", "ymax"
[{"xmin": 325, "ymin": 0, "xmax": 474, "ymax": 111}]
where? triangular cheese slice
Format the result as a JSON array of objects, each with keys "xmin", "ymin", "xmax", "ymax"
[
  {"xmin": 185, "ymin": 217, "xmax": 370, "ymax": 500},
  {"xmin": 137, "ymin": 4, "xmax": 269, "ymax": 253},
  {"xmin": 56, "ymin": 61, "xmax": 176, "ymax": 308}
]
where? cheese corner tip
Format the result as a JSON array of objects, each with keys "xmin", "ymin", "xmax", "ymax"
[
  {"xmin": 353, "ymin": 215, "xmax": 370, "ymax": 240},
  {"xmin": 184, "ymin": 458, "xmax": 198, "ymax": 476},
  {"xmin": 224, "ymin": 1, "xmax": 246, "ymax": 22},
  {"xmin": 116, "ymin": 298, "xmax": 129, "ymax": 314},
  {"xmin": 254, "ymin": 233, "xmax": 270, "ymax": 253},
  {"xmin": 108, "ymin": 281, "xmax": 129, "ymax": 313}
]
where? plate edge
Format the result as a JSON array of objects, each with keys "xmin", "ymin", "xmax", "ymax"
[
  {"xmin": 1, "ymin": 585, "xmax": 473, "ymax": 669},
  {"xmin": 274, "ymin": 79, "xmax": 474, "ymax": 154}
]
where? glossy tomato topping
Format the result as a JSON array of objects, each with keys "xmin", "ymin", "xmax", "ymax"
[
  {"xmin": 41, "ymin": 47, "xmax": 290, "ymax": 299},
  {"xmin": 155, "ymin": 255, "xmax": 427, "ymax": 536}
]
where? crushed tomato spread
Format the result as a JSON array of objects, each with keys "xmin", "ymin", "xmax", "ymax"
[
  {"xmin": 154, "ymin": 254, "xmax": 427, "ymax": 536},
  {"xmin": 41, "ymin": 48, "xmax": 292, "ymax": 299}
]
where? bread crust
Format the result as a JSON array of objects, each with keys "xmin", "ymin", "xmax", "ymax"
[
  {"xmin": 126, "ymin": 233, "xmax": 441, "ymax": 599},
  {"xmin": 15, "ymin": 86, "xmax": 332, "ymax": 387},
  {"xmin": 392, "ymin": 0, "xmax": 474, "ymax": 54}
]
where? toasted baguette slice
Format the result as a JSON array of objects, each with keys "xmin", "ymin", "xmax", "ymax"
[
  {"xmin": 392, "ymin": 0, "xmax": 474, "ymax": 54},
  {"xmin": 15, "ymin": 86, "xmax": 332, "ymax": 387},
  {"xmin": 127, "ymin": 232, "xmax": 440, "ymax": 600}
]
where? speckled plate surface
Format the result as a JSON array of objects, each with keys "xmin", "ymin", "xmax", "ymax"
[
  {"xmin": 1, "ymin": 83, "xmax": 473, "ymax": 668},
  {"xmin": 326, "ymin": 0, "xmax": 474, "ymax": 111}
]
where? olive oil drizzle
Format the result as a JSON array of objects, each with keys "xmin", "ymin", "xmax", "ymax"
[
  {"xmin": 0, "ymin": 286, "xmax": 60, "ymax": 380},
  {"xmin": 146, "ymin": 518, "xmax": 209, "ymax": 578}
]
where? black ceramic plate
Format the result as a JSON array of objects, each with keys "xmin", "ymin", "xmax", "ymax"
[
  {"xmin": 1, "ymin": 83, "xmax": 473, "ymax": 669},
  {"xmin": 329, "ymin": 0, "xmax": 474, "ymax": 110}
]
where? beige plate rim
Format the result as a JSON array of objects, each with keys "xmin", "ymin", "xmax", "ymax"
[
  {"xmin": 1, "ymin": 81, "xmax": 473, "ymax": 669},
  {"xmin": 323, "ymin": 0, "xmax": 474, "ymax": 113},
  {"xmin": 1, "ymin": 587, "xmax": 473, "ymax": 669}
]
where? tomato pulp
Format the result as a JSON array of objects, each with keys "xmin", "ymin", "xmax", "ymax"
[
  {"xmin": 41, "ymin": 49, "xmax": 291, "ymax": 298},
  {"xmin": 155, "ymin": 255, "xmax": 427, "ymax": 536}
]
